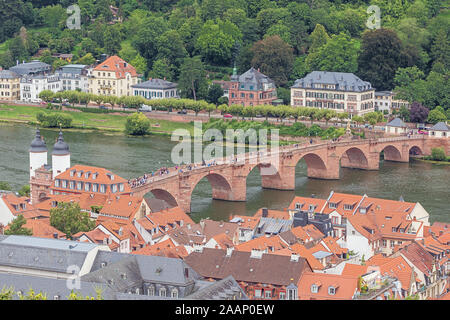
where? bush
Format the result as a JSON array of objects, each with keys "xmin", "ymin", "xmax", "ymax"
[
  {"xmin": 431, "ymin": 147, "xmax": 446, "ymax": 161},
  {"xmin": 36, "ymin": 111, "xmax": 73, "ymax": 128},
  {"xmin": 125, "ymin": 112, "xmax": 151, "ymax": 135}
]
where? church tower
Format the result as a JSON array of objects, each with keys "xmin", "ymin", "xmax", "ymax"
[
  {"xmin": 52, "ymin": 130, "xmax": 71, "ymax": 179},
  {"xmin": 29, "ymin": 128, "xmax": 48, "ymax": 179}
]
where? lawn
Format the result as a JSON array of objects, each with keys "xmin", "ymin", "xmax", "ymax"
[{"xmin": 0, "ymin": 104, "xmax": 194, "ymax": 135}]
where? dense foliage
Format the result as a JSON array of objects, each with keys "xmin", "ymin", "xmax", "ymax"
[
  {"xmin": 49, "ymin": 201, "xmax": 95, "ymax": 239},
  {"xmin": 0, "ymin": 0, "xmax": 448, "ymax": 113}
]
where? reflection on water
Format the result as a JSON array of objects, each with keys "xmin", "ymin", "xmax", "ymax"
[{"xmin": 0, "ymin": 123, "xmax": 449, "ymax": 223}]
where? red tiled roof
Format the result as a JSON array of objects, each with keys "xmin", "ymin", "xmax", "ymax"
[
  {"xmin": 298, "ymin": 272, "xmax": 358, "ymax": 300},
  {"xmin": 93, "ymin": 55, "xmax": 138, "ymax": 78},
  {"xmin": 51, "ymin": 165, "xmax": 131, "ymax": 195}
]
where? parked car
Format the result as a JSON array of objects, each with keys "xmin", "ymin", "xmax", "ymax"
[
  {"xmin": 255, "ymin": 114, "xmax": 263, "ymax": 118},
  {"xmin": 62, "ymin": 102, "xmax": 70, "ymax": 107},
  {"xmin": 139, "ymin": 104, "xmax": 152, "ymax": 112},
  {"xmin": 39, "ymin": 101, "xmax": 47, "ymax": 105},
  {"xmin": 418, "ymin": 130, "xmax": 428, "ymax": 135},
  {"xmin": 224, "ymin": 113, "xmax": 233, "ymax": 118},
  {"xmin": 99, "ymin": 105, "xmax": 108, "ymax": 110},
  {"xmin": 177, "ymin": 109, "xmax": 187, "ymax": 114}
]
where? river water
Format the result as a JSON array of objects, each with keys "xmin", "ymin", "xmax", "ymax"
[{"xmin": 0, "ymin": 123, "xmax": 449, "ymax": 223}]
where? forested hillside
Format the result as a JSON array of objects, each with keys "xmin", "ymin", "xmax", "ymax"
[{"xmin": 0, "ymin": 0, "xmax": 448, "ymax": 113}]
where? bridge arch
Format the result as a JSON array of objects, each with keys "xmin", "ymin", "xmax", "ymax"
[
  {"xmin": 339, "ymin": 147, "xmax": 369, "ymax": 170},
  {"xmin": 380, "ymin": 145, "xmax": 403, "ymax": 162},
  {"xmin": 144, "ymin": 188, "xmax": 179, "ymax": 208},
  {"xmin": 187, "ymin": 171, "xmax": 235, "ymax": 212},
  {"xmin": 245, "ymin": 162, "xmax": 284, "ymax": 190},
  {"xmin": 409, "ymin": 145, "xmax": 423, "ymax": 156}
]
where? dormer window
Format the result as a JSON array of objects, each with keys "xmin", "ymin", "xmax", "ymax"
[
  {"xmin": 311, "ymin": 284, "xmax": 318, "ymax": 293},
  {"xmin": 329, "ymin": 202, "xmax": 337, "ymax": 209},
  {"xmin": 344, "ymin": 204, "xmax": 354, "ymax": 211},
  {"xmin": 119, "ymin": 183, "xmax": 124, "ymax": 192},
  {"xmin": 328, "ymin": 286, "xmax": 336, "ymax": 295},
  {"xmin": 70, "ymin": 170, "xmax": 76, "ymax": 177},
  {"xmin": 92, "ymin": 173, "xmax": 98, "ymax": 180},
  {"xmin": 295, "ymin": 203, "xmax": 302, "ymax": 209},
  {"xmin": 85, "ymin": 172, "xmax": 90, "ymax": 179},
  {"xmin": 359, "ymin": 207, "xmax": 366, "ymax": 214},
  {"xmin": 54, "ymin": 179, "xmax": 60, "ymax": 187}
]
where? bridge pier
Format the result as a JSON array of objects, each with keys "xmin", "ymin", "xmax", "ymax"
[
  {"xmin": 261, "ymin": 165, "xmax": 295, "ymax": 190},
  {"xmin": 308, "ymin": 154, "xmax": 340, "ymax": 179},
  {"xmin": 341, "ymin": 151, "xmax": 379, "ymax": 170}
]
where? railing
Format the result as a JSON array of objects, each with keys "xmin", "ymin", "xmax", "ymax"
[{"xmin": 129, "ymin": 135, "xmax": 430, "ymax": 189}]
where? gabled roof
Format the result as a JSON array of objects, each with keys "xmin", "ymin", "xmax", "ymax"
[
  {"xmin": 298, "ymin": 272, "xmax": 359, "ymax": 300},
  {"xmin": 399, "ymin": 242, "xmax": 435, "ymax": 276},
  {"xmin": 234, "ymin": 234, "xmax": 288, "ymax": 252},
  {"xmin": 184, "ymin": 248, "xmax": 311, "ymax": 286},
  {"xmin": 254, "ymin": 208, "xmax": 290, "ymax": 220},
  {"xmin": 93, "ymin": 55, "xmax": 138, "ymax": 78},
  {"xmin": 386, "ymin": 118, "xmax": 407, "ymax": 128},
  {"xmin": 186, "ymin": 275, "xmax": 248, "ymax": 300},
  {"xmin": 430, "ymin": 122, "xmax": 449, "ymax": 131},
  {"xmin": 200, "ymin": 219, "xmax": 238, "ymax": 241}
]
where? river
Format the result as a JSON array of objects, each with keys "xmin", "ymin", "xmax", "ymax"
[{"xmin": 0, "ymin": 123, "xmax": 449, "ymax": 223}]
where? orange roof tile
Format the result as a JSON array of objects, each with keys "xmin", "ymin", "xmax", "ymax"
[
  {"xmin": 277, "ymin": 243, "xmax": 324, "ymax": 270},
  {"xmin": 229, "ymin": 215, "xmax": 260, "ymax": 230},
  {"xmin": 234, "ymin": 235, "xmax": 288, "ymax": 253},
  {"xmin": 341, "ymin": 264, "xmax": 368, "ymax": 277},
  {"xmin": 5, "ymin": 219, "xmax": 66, "ymax": 239},
  {"xmin": 146, "ymin": 206, "xmax": 195, "ymax": 232},
  {"xmin": 254, "ymin": 208, "xmax": 290, "ymax": 220},
  {"xmin": 52, "ymin": 165, "xmax": 131, "ymax": 195},
  {"xmin": 93, "ymin": 55, "xmax": 138, "ymax": 78},
  {"xmin": 298, "ymin": 272, "xmax": 359, "ymax": 300},
  {"xmin": 288, "ymin": 196, "xmax": 327, "ymax": 213}
]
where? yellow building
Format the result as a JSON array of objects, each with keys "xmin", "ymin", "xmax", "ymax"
[
  {"xmin": 0, "ymin": 70, "xmax": 21, "ymax": 101},
  {"xmin": 89, "ymin": 55, "xmax": 140, "ymax": 97}
]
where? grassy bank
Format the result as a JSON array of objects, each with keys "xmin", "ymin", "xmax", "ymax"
[
  {"xmin": 414, "ymin": 157, "xmax": 450, "ymax": 165},
  {"xmin": 0, "ymin": 104, "xmax": 195, "ymax": 135}
]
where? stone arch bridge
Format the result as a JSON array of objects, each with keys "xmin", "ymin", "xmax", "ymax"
[{"xmin": 130, "ymin": 136, "xmax": 448, "ymax": 213}]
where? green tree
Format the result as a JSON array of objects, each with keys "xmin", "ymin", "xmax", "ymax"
[
  {"xmin": 125, "ymin": 112, "xmax": 151, "ymax": 136},
  {"xmin": 50, "ymin": 202, "xmax": 95, "ymax": 239},
  {"xmin": 431, "ymin": 147, "xmax": 446, "ymax": 161},
  {"xmin": 196, "ymin": 19, "xmax": 241, "ymax": 65},
  {"xmin": 77, "ymin": 53, "xmax": 96, "ymax": 66},
  {"xmin": 309, "ymin": 24, "xmax": 330, "ymax": 53},
  {"xmin": 149, "ymin": 58, "xmax": 175, "ymax": 82},
  {"xmin": 306, "ymin": 33, "xmax": 359, "ymax": 73},
  {"xmin": 427, "ymin": 108, "xmax": 447, "ymax": 124},
  {"xmin": 5, "ymin": 215, "xmax": 32, "ymax": 236},
  {"xmin": 18, "ymin": 185, "xmax": 30, "ymax": 197},
  {"xmin": 358, "ymin": 28, "xmax": 409, "ymax": 91},
  {"xmin": 156, "ymin": 29, "xmax": 188, "ymax": 68},
  {"xmin": 251, "ymin": 35, "xmax": 294, "ymax": 87},
  {"xmin": 0, "ymin": 181, "xmax": 12, "ymax": 191},
  {"xmin": 206, "ymin": 84, "xmax": 224, "ymax": 105},
  {"xmin": 178, "ymin": 56, "xmax": 208, "ymax": 100},
  {"xmin": 130, "ymin": 53, "xmax": 147, "ymax": 75}
]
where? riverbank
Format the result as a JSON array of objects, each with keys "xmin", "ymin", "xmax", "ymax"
[
  {"xmin": 0, "ymin": 104, "xmax": 195, "ymax": 136},
  {"xmin": 414, "ymin": 157, "xmax": 450, "ymax": 165}
]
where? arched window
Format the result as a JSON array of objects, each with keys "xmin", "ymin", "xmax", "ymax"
[
  {"xmin": 171, "ymin": 288, "xmax": 178, "ymax": 299},
  {"xmin": 147, "ymin": 286, "xmax": 155, "ymax": 296},
  {"xmin": 159, "ymin": 287, "xmax": 167, "ymax": 297}
]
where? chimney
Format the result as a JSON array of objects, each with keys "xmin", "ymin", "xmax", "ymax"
[
  {"xmin": 184, "ymin": 267, "xmax": 189, "ymax": 278},
  {"xmin": 262, "ymin": 208, "xmax": 268, "ymax": 218},
  {"xmin": 226, "ymin": 247, "xmax": 234, "ymax": 257},
  {"xmin": 290, "ymin": 253, "xmax": 299, "ymax": 262}
]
